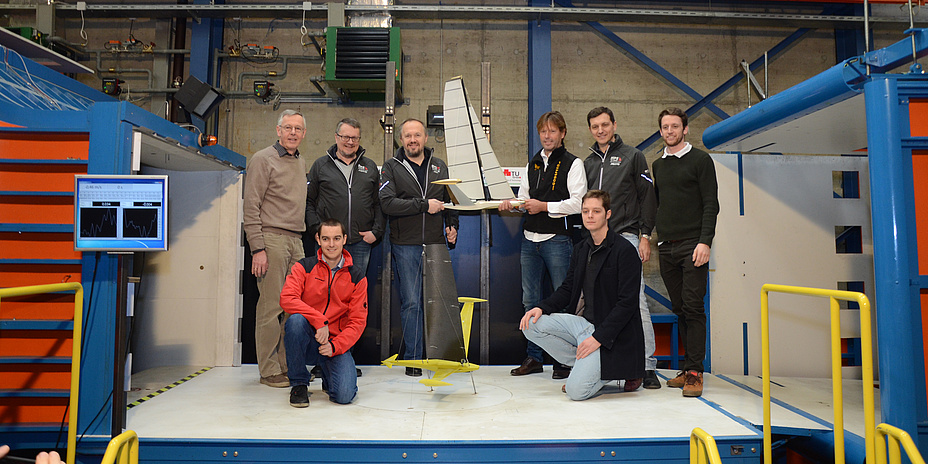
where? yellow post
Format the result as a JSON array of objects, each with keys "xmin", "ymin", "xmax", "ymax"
[
  {"xmin": 0, "ymin": 283, "xmax": 84, "ymax": 464},
  {"xmin": 875, "ymin": 423, "xmax": 926, "ymax": 464},
  {"xmin": 759, "ymin": 284, "xmax": 876, "ymax": 464},
  {"xmin": 101, "ymin": 430, "xmax": 139, "ymax": 464},
  {"xmin": 690, "ymin": 427, "xmax": 723, "ymax": 464}
]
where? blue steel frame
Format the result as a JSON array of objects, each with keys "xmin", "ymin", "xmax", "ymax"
[
  {"xmin": 702, "ymin": 29, "xmax": 928, "ymax": 450},
  {"xmin": 864, "ymin": 73, "xmax": 928, "ymax": 447},
  {"xmin": 0, "ymin": 51, "xmax": 244, "ymax": 458},
  {"xmin": 527, "ymin": 0, "xmax": 552, "ymax": 157},
  {"xmin": 189, "ymin": 0, "xmax": 224, "ymax": 136}
]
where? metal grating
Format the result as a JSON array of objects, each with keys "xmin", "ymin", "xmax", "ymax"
[{"xmin": 334, "ymin": 28, "xmax": 391, "ymax": 80}]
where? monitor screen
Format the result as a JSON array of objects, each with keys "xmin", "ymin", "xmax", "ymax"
[{"xmin": 74, "ymin": 175, "xmax": 168, "ymax": 251}]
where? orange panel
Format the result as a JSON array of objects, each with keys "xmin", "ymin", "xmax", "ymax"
[
  {"xmin": 0, "ymin": 364, "xmax": 71, "ymax": 390},
  {"xmin": 0, "ymin": 331, "xmax": 72, "ymax": 358},
  {"xmin": 911, "ymin": 99, "xmax": 928, "ymax": 137},
  {"xmin": 653, "ymin": 323, "xmax": 684, "ymax": 356},
  {"xmin": 0, "ymin": 400, "xmax": 70, "ymax": 424},
  {"xmin": 0, "ymin": 300, "xmax": 78, "ymax": 320},
  {"xmin": 0, "ymin": 164, "xmax": 83, "ymax": 192},
  {"xmin": 923, "ymin": 290, "xmax": 928, "ymax": 418},
  {"xmin": 0, "ymin": 233, "xmax": 79, "ymax": 260},
  {"xmin": 0, "ymin": 264, "xmax": 82, "ymax": 288},
  {"xmin": 915, "ymin": 152, "xmax": 928, "ymax": 275},
  {"xmin": 0, "ymin": 196, "xmax": 74, "ymax": 224},
  {"xmin": 0, "ymin": 133, "xmax": 89, "ymax": 161}
]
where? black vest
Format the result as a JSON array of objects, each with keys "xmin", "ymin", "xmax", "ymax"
[{"xmin": 524, "ymin": 146, "xmax": 577, "ymax": 235}]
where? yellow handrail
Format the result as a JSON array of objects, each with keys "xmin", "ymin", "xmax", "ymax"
[
  {"xmin": 760, "ymin": 284, "xmax": 875, "ymax": 464},
  {"xmin": 875, "ymin": 423, "xmax": 926, "ymax": 464},
  {"xmin": 101, "ymin": 430, "xmax": 139, "ymax": 464},
  {"xmin": 0, "ymin": 283, "xmax": 84, "ymax": 464},
  {"xmin": 690, "ymin": 428, "xmax": 723, "ymax": 464}
]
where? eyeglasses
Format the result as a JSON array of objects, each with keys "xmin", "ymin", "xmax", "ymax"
[
  {"xmin": 335, "ymin": 133, "xmax": 360, "ymax": 143},
  {"xmin": 279, "ymin": 125, "xmax": 305, "ymax": 134}
]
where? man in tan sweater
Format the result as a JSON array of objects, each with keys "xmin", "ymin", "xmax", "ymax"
[{"xmin": 244, "ymin": 109, "xmax": 308, "ymax": 387}]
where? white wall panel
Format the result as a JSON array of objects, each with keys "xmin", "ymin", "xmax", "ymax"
[{"xmin": 710, "ymin": 154, "xmax": 874, "ymax": 379}]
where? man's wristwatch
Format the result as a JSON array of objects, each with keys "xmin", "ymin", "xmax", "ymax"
[{"xmin": 640, "ymin": 234, "xmax": 651, "ymax": 241}]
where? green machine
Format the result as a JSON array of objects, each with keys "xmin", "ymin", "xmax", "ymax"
[{"xmin": 324, "ymin": 27, "xmax": 402, "ymax": 102}]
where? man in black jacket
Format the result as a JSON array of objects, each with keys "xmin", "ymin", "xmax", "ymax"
[
  {"xmin": 520, "ymin": 189, "xmax": 645, "ymax": 400},
  {"xmin": 379, "ymin": 119, "xmax": 459, "ymax": 376},
  {"xmin": 305, "ymin": 118, "xmax": 384, "ymax": 275},
  {"xmin": 584, "ymin": 107, "xmax": 660, "ymax": 389}
]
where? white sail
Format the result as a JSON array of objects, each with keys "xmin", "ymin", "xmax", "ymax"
[
  {"xmin": 443, "ymin": 78, "xmax": 485, "ymax": 201},
  {"xmin": 442, "ymin": 77, "xmax": 513, "ymax": 202}
]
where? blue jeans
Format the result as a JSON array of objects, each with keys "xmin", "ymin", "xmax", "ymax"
[
  {"xmin": 520, "ymin": 234, "xmax": 572, "ymax": 362},
  {"xmin": 620, "ymin": 232, "xmax": 657, "ymax": 370},
  {"xmin": 344, "ymin": 241, "xmax": 372, "ymax": 276},
  {"xmin": 392, "ymin": 244, "xmax": 425, "ymax": 360},
  {"xmin": 523, "ymin": 313, "xmax": 606, "ymax": 401},
  {"xmin": 284, "ymin": 314, "xmax": 358, "ymax": 404}
]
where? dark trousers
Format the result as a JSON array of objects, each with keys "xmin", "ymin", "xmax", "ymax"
[{"xmin": 658, "ymin": 238, "xmax": 708, "ymax": 372}]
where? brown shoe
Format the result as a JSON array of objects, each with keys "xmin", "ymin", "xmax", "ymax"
[
  {"xmin": 667, "ymin": 371, "xmax": 686, "ymax": 388},
  {"xmin": 624, "ymin": 378, "xmax": 643, "ymax": 392},
  {"xmin": 260, "ymin": 373, "xmax": 289, "ymax": 388},
  {"xmin": 552, "ymin": 363, "xmax": 571, "ymax": 380},
  {"xmin": 682, "ymin": 371, "xmax": 703, "ymax": 397},
  {"xmin": 510, "ymin": 357, "xmax": 543, "ymax": 376}
]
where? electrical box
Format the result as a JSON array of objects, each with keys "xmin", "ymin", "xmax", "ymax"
[{"xmin": 324, "ymin": 27, "xmax": 402, "ymax": 102}]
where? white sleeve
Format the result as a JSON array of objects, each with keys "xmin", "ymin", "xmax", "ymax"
[{"xmin": 546, "ymin": 158, "xmax": 587, "ymax": 217}]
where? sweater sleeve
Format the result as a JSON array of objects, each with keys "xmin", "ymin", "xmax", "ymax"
[
  {"xmin": 243, "ymin": 153, "xmax": 270, "ymax": 251},
  {"xmin": 697, "ymin": 154, "xmax": 720, "ymax": 247}
]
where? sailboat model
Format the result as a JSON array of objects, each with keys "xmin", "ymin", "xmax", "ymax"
[
  {"xmin": 381, "ymin": 241, "xmax": 484, "ymax": 387},
  {"xmin": 435, "ymin": 77, "xmax": 522, "ymax": 210}
]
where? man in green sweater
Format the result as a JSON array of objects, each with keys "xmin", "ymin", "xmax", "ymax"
[{"xmin": 651, "ymin": 108, "xmax": 719, "ymax": 398}]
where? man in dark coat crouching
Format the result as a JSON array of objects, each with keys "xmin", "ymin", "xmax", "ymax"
[{"xmin": 520, "ymin": 189, "xmax": 645, "ymax": 400}]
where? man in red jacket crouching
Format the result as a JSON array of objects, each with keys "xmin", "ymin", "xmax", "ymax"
[{"xmin": 280, "ymin": 218, "xmax": 368, "ymax": 407}]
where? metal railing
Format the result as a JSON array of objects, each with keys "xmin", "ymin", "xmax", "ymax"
[
  {"xmin": 875, "ymin": 423, "xmax": 926, "ymax": 464},
  {"xmin": 760, "ymin": 284, "xmax": 875, "ymax": 464},
  {"xmin": 101, "ymin": 430, "xmax": 139, "ymax": 464},
  {"xmin": 0, "ymin": 283, "xmax": 84, "ymax": 464},
  {"xmin": 690, "ymin": 427, "xmax": 723, "ymax": 464}
]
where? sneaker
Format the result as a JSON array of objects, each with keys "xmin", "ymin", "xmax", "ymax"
[
  {"xmin": 666, "ymin": 371, "xmax": 686, "ymax": 388},
  {"xmin": 643, "ymin": 370, "xmax": 662, "ymax": 389},
  {"xmin": 623, "ymin": 378, "xmax": 643, "ymax": 392},
  {"xmin": 683, "ymin": 371, "xmax": 703, "ymax": 397},
  {"xmin": 289, "ymin": 385, "xmax": 309, "ymax": 408},
  {"xmin": 552, "ymin": 363, "xmax": 571, "ymax": 380},
  {"xmin": 260, "ymin": 373, "xmax": 289, "ymax": 388},
  {"xmin": 405, "ymin": 367, "xmax": 422, "ymax": 377},
  {"xmin": 356, "ymin": 367, "xmax": 362, "ymax": 377},
  {"xmin": 310, "ymin": 365, "xmax": 321, "ymax": 382}
]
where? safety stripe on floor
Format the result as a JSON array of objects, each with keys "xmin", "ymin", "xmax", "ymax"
[{"xmin": 127, "ymin": 367, "xmax": 212, "ymax": 410}]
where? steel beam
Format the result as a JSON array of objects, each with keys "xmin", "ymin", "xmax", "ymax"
[
  {"xmin": 52, "ymin": 3, "xmax": 919, "ymax": 28},
  {"xmin": 864, "ymin": 74, "xmax": 925, "ymax": 441},
  {"xmin": 639, "ymin": 26, "xmax": 813, "ymax": 152},
  {"xmin": 581, "ymin": 20, "xmax": 729, "ymax": 122},
  {"xmin": 527, "ymin": 0, "xmax": 551, "ymax": 158}
]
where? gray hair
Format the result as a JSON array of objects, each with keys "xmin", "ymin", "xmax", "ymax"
[
  {"xmin": 336, "ymin": 117, "xmax": 361, "ymax": 135},
  {"xmin": 277, "ymin": 109, "xmax": 305, "ymax": 127}
]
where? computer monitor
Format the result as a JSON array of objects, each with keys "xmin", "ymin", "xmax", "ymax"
[{"xmin": 74, "ymin": 175, "xmax": 168, "ymax": 252}]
